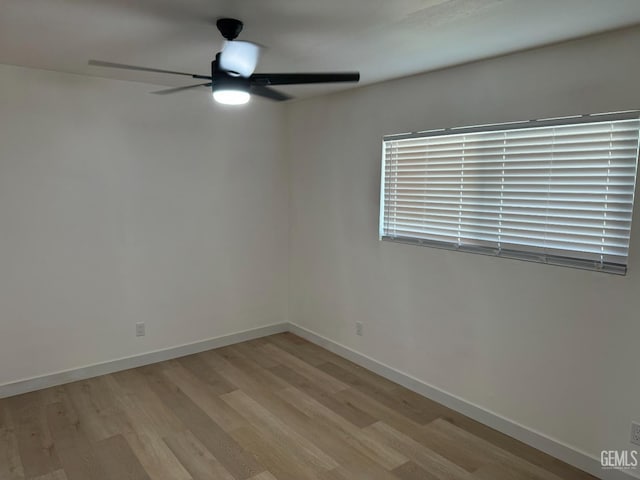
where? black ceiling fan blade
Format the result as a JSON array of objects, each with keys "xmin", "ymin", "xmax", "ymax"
[
  {"xmin": 250, "ymin": 72, "xmax": 360, "ymax": 86},
  {"xmin": 150, "ymin": 83, "xmax": 212, "ymax": 95},
  {"xmin": 250, "ymin": 85, "xmax": 292, "ymax": 102},
  {"xmin": 88, "ymin": 60, "xmax": 212, "ymax": 80}
]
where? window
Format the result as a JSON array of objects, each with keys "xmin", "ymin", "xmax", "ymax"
[{"xmin": 380, "ymin": 112, "xmax": 640, "ymax": 274}]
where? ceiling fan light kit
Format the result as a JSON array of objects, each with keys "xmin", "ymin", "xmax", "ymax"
[
  {"xmin": 210, "ymin": 56, "xmax": 251, "ymax": 105},
  {"xmin": 212, "ymin": 89, "xmax": 250, "ymax": 105},
  {"xmin": 88, "ymin": 18, "xmax": 360, "ymax": 106}
]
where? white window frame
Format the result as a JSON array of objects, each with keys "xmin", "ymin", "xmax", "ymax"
[{"xmin": 380, "ymin": 111, "xmax": 640, "ymax": 275}]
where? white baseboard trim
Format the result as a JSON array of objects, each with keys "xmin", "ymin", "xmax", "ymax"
[
  {"xmin": 288, "ymin": 322, "xmax": 636, "ymax": 480},
  {"xmin": 0, "ymin": 322, "xmax": 288, "ymax": 399}
]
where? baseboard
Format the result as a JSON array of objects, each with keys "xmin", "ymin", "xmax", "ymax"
[
  {"xmin": 0, "ymin": 322, "xmax": 288, "ymax": 399},
  {"xmin": 288, "ymin": 322, "xmax": 637, "ymax": 480}
]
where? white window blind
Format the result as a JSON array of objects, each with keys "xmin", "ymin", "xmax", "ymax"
[{"xmin": 380, "ymin": 112, "xmax": 640, "ymax": 274}]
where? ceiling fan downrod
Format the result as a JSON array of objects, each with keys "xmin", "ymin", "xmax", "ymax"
[{"xmin": 216, "ymin": 18, "xmax": 243, "ymax": 41}]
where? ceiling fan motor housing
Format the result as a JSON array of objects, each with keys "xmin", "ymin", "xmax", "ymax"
[{"xmin": 211, "ymin": 59, "xmax": 249, "ymax": 92}]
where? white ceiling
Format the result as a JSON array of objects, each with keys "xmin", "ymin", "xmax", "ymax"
[{"xmin": 1, "ymin": 0, "xmax": 639, "ymax": 99}]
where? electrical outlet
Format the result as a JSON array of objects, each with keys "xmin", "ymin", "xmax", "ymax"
[
  {"xmin": 136, "ymin": 322, "xmax": 145, "ymax": 337},
  {"xmin": 356, "ymin": 321, "xmax": 363, "ymax": 336},
  {"xmin": 631, "ymin": 422, "xmax": 640, "ymax": 446}
]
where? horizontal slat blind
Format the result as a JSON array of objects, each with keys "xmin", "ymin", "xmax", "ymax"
[{"xmin": 381, "ymin": 114, "xmax": 640, "ymax": 274}]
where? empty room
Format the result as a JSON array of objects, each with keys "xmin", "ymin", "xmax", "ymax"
[{"xmin": 1, "ymin": 1, "xmax": 640, "ymax": 479}]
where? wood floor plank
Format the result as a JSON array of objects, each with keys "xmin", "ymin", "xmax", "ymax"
[
  {"xmin": 243, "ymin": 387, "xmax": 400, "ymax": 480},
  {"xmin": 37, "ymin": 387, "xmax": 68, "ymax": 409},
  {"xmin": 216, "ymin": 344, "xmax": 291, "ymax": 382},
  {"xmin": 114, "ymin": 427, "xmax": 191, "ymax": 480},
  {"xmin": 315, "ymin": 359, "xmax": 399, "ymax": 394},
  {"xmin": 0, "ymin": 401, "xmax": 24, "ymax": 479},
  {"xmin": 161, "ymin": 364, "xmax": 246, "ymax": 432},
  {"xmin": 45, "ymin": 402, "xmax": 107, "ymax": 480},
  {"xmin": 318, "ymin": 464, "xmax": 400, "ymax": 480},
  {"xmin": 362, "ymin": 421, "xmax": 471, "ymax": 480},
  {"xmin": 275, "ymin": 386, "xmax": 408, "ymax": 471},
  {"xmin": 198, "ymin": 351, "xmax": 366, "ymax": 476},
  {"xmin": 7, "ymin": 393, "xmax": 60, "ymax": 478},
  {"xmin": 177, "ymin": 355, "xmax": 237, "ymax": 396},
  {"xmin": 164, "ymin": 430, "xmax": 236, "ymax": 480},
  {"xmin": 421, "ymin": 419, "xmax": 565, "ymax": 480},
  {"xmin": 442, "ymin": 415, "xmax": 599, "ymax": 480},
  {"xmin": 230, "ymin": 342, "xmax": 282, "ymax": 370},
  {"xmin": 392, "ymin": 461, "xmax": 440, "ymax": 480},
  {"xmin": 223, "ymin": 361, "xmax": 292, "ymax": 393},
  {"xmin": 64, "ymin": 378, "xmax": 125, "ymax": 442},
  {"xmin": 0, "ymin": 334, "xmax": 596, "ymax": 480},
  {"xmin": 213, "ymin": 367, "xmax": 398, "ymax": 480},
  {"xmin": 242, "ymin": 337, "xmax": 272, "ymax": 348},
  {"xmin": 268, "ymin": 364, "xmax": 377, "ymax": 428},
  {"xmin": 213, "ymin": 346, "xmax": 293, "ymax": 392},
  {"xmin": 333, "ymin": 387, "xmax": 425, "ymax": 439},
  {"xmin": 318, "ymin": 362, "xmax": 440, "ymax": 424},
  {"xmin": 197, "ymin": 349, "xmax": 236, "ymax": 371},
  {"xmin": 143, "ymin": 366, "xmax": 264, "ymax": 480},
  {"xmin": 230, "ymin": 426, "xmax": 319, "ymax": 480},
  {"xmin": 471, "ymin": 463, "xmax": 534, "ymax": 480},
  {"xmin": 93, "ymin": 434, "xmax": 151, "ymax": 480},
  {"xmin": 316, "ymin": 468, "xmax": 352, "ymax": 480},
  {"xmin": 221, "ymin": 389, "xmax": 338, "ymax": 473},
  {"xmin": 111, "ymin": 369, "xmax": 186, "ymax": 439},
  {"xmin": 259, "ymin": 344, "xmax": 350, "ymax": 394},
  {"xmin": 265, "ymin": 333, "xmax": 336, "ymax": 367},
  {"xmin": 29, "ymin": 470, "xmax": 68, "ymax": 480},
  {"xmin": 247, "ymin": 473, "xmax": 279, "ymax": 480},
  {"xmin": 99, "ymin": 375, "xmax": 193, "ymax": 480}
]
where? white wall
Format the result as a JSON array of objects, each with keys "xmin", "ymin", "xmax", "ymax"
[
  {"xmin": 0, "ymin": 64, "xmax": 288, "ymax": 386},
  {"xmin": 287, "ymin": 26, "xmax": 640, "ymax": 468}
]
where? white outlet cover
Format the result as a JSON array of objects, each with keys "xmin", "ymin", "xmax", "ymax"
[
  {"xmin": 631, "ymin": 422, "xmax": 640, "ymax": 446},
  {"xmin": 136, "ymin": 322, "xmax": 145, "ymax": 337}
]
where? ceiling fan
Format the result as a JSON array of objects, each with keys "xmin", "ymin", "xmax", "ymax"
[{"xmin": 89, "ymin": 18, "xmax": 360, "ymax": 105}]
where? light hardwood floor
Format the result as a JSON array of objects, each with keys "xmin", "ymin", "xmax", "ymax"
[{"xmin": 0, "ymin": 333, "xmax": 596, "ymax": 480}]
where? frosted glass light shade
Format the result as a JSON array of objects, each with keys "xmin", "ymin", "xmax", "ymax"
[
  {"xmin": 213, "ymin": 89, "xmax": 250, "ymax": 105},
  {"xmin": 219, "ymin": 41, "xmax": 260, "ymax": 78}
]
